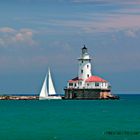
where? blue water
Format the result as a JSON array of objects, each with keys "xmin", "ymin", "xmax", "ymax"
[{"xmin": 0, "ymin": 94, "xmax": 140, "ymax": 140}]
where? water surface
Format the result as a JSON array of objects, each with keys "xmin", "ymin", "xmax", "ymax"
[{"xmin": 0, "ymin": 94, "xmax": 140, "ymax": 140}]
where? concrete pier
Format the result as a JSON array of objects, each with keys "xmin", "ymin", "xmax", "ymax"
[
  {"xmin": 0, "ymin": 96, "xmax": 38, "ymax": 100},
  {"xmin": 64, "ymin": 88, "xmax": 119, "ymax": 100}
]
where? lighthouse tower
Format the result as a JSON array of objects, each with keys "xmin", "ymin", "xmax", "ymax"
[{"xmin": 78, "ymin": 46, "xmax": 92, "ymax": 81}]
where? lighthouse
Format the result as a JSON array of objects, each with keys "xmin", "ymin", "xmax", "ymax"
[
  {"xmin": 78, "ymin": 46, "xmax": 92, "ymax": 81},
  {"xmin": 64, "ymin": 46, "xmax": 119, "ymax": 99}
]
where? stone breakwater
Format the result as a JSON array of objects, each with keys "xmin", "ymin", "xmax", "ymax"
[
  {"xmin": 0, "ymin": 95, "xmax": 119, "ymax": 100},
  {"xmin": 0, "ymin": 96, "xmax": 38, "ymax": 100}
]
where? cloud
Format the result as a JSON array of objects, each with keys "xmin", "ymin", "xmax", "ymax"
[
  {"xmin": 45, "ymin": 12, "xmax": 140, "ymax": 34},
  {"xmin": 95, "ymin": 14, "xmax": 140, "ymax": 32},
  {"xmin": 72, "ymin": 0, "xmax": 108, "ymax": 5},
  {"xmin": 72, "ymin": 0, "xmax": 140, "ymax": 5},
  {"xmin": 0, "ymin": 27, "xmax": 37, "ymax": 47},
  {"xmin": 13, "ymin": 0, "xmax": 140, "ymax": 36},
  {"xmin": 0, "ymin": 27, "xmax": 16, "ymax": 33},
  {"xmin": 14, "ymin": 29, "xmax": 36, "ymax": 45}
]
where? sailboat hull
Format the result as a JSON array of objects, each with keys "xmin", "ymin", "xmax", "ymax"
[
  {"xmin": 39, "ymin": 97, "xmax": 48, "ymax": 100},
  {"xmin": 48, "ymin": 96, "xmax": 62, "ymax": 99},
  {"xmin": 39, "ymin": 96, "xmax": 62, "ymax": 100}
]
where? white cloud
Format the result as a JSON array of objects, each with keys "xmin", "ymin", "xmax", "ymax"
[
  {"xmin": 13, "ymin": 29, "xmax": 35, "ymax": 45},
  {"xmin": 0, "ymin": 27, "xmax": 37, "ymax": 47}
]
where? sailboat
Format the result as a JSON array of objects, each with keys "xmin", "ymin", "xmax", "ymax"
[{"xmin": 39, "ymin": 69, "xmax": 62, "ymax": 100}]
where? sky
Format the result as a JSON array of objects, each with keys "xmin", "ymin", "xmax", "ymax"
[{"xmin": 0, "ymin": 0, "xmax": 140, "ymax": 94}]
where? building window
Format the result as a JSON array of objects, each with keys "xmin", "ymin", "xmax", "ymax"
[
  {"xmin": 87, "ymin": 83, "xmax": 89, "ymax": 86},
  {"xmin": 79, "ymin": 82, "xmax": 82, "ymax": 85},
  {"xmin": 87, "ymin": 74, "xmax": 89, "ymax": 78},
  {"xmin": 82, "ymin": 60, "xmax": 83, "ymax": 63},
  {"xmin": 69, "ymin": 83, "xmax": 73, "ymax": 86},
  {"xmin": 81, "ymin": 69, "xmax": 83, "ymax": 73},
  {"xmin": 95, "ymin": 82, "xmax": 99, "ymax": 87},
  {"xmin": 74, "ymin": 83, "xmax": 77, "ymax": 87},
  {"xmin": 87, "ymin": 65, "xmax": 89, "ymax": 68}
]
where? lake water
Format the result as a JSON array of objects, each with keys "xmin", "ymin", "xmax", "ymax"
[{"xmin": 0, "ymin": 94, "xmax": 140, "ymax": 140}]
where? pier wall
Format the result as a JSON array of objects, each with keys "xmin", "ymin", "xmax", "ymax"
[{"xmin": 64, "ymin": 88, "xmax": 111, "ymax": 99}]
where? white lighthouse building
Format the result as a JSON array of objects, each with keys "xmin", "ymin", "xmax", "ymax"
[
  {"xmin": 67, "ymin": 46, "xmax": 109, "ymax": 90},
  {"xmin": 78, "ymin": 46, "xmax": 92, "ymax": 88},
  {"xmin": 64, "ymin": 46, "xmax": 118, "ymax": 99}
]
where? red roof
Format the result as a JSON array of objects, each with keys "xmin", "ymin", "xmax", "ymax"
[
  {"xmin": 85, "ymin": 76, "xmax": 107, "ymax": 82},
  {"xmin": 68, "ymin": 77, "xmax": 83, "ymax": 83}
]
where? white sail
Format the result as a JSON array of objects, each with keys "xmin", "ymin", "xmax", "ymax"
[
  {"xmin": 48, "ymin": 68, "xmax": 56, "ymax": 95},
  {"xmin": 39, "ymin": 75, "xmax": 48, "ymax": 100}
]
